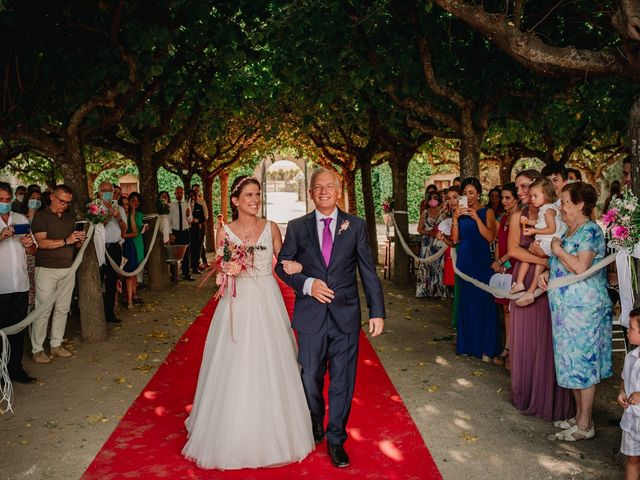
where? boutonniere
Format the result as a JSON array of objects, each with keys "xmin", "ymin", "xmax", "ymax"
[{"xmin": 338, "ymin": 220, "xmax": 350, "ymax": 235}]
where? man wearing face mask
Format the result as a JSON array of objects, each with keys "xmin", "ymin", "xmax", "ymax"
[
  {"xmin": 99, "ymin": 182, "xmax": 127, "ymax": 324},
  {"xmin": 0, "ymin": 182, "xmax": 38, "ymax": 383},
  {"xmin": 11, "ymin": 185, "xmax": 26, "ymax": 213}
]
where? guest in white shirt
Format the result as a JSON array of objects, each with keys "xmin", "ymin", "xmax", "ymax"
[
  {"xmin": 0, "ymin": 181, "xmax": 37, "ymax": 384},
  {"xmin": 98, "ymin": 182, "xmax": 126, "ymax": 324},
  {"xmin": 169, "ymin": 186, "xmax": 194, "ymax": 281}
]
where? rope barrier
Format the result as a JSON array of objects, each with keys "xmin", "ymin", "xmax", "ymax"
[
  {"xmin": 388, "ymin": 210, "xmax": 618, "ymax": 300},
  {"xmin": 0, "ymin": 224, "xmax": 96, "ymax": 413},
  {"xmin": 103, "ymin": 213, "xmax": 162, "ymax": 277},
  {"xmin": 389, "ymin": 211, "xmax": 448, "ymax": 264}
]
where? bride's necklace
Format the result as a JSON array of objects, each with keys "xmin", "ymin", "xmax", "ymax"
[{"xmin": 233, "ymin": 219, "xmax": 261, "ymax": 244}]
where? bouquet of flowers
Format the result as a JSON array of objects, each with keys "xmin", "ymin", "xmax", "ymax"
[
  {"xmin": 603, "ymin": 189, "xmax": 640, "ymax": 250},
  {"xmin": 382, "ymin": 197, "xmax": 394, "ymax": 213},
  {"xmin": 211, "ymin": 233, "xmax": 251, "ymax": 300},
  {"xmin": 85, "ymin": 199, "xmax": 111, "ymax": 224}
]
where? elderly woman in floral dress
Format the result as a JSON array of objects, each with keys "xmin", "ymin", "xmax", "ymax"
[{"xmin": 539, "ymin": 182, "xmax": 612, "ymax": 441}]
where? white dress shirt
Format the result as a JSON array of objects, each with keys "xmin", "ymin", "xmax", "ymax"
[
  {"xmin": 104, "ymin": 204, "xmax": 126, "ymax": 244},
  {"xmin": 0, "ymin": 212, "xmax": 30, "ymax": 294},
  {"xmin": 302, "ymin": 209, "xmax": 338, "ymax": 295},
  {"xmin": 169, "ymin": 200, "xmax": 193, "ymax": 231},
  {"xmin": 621, "ymin": 346, "xmax": 640, "ymax": 440}
]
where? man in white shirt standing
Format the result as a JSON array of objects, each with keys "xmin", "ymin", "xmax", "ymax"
[
  {"xmin": 170, "ymin": 186, "xmax": 194, "ymax": 281},
  {"xmin": 0, "ymin": 182, "xmax": 37, "ymax": 383},
  {"xmin": 98, "ymin": 182, "xmax": 126, "ymax": 324}
]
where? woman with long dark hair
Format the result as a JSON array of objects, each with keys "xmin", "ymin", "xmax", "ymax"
[{"xmin": 451, "ymin": 177, "xmax": 499, "ymax": 361}]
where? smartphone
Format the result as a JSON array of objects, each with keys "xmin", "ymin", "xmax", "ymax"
[
  {"xmin": 74, "ymin": 221, "xmax": 89, "ymax": 232},
  {"xmin": 13, "ymin": 223, "xmax": 30, "ymax": 235},
  {"xmin": 503, "ymin": 260, "xmax": 512, "ymax": 269},
  {"xmin": 458, "ymin": 195, "xmax": 468, "ymax": 209}
]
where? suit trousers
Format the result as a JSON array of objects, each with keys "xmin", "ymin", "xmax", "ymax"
[
  {"xmin": 190, "ymin": 225, "xmax": 203, "ymax": 270},
  {"xmin": 297, "ymin": 312, "xmax": 360, "ymax": 445},
  {"xmin": 172, "ymin": 229, "xmax": 191, "ymax": 276},
  {"xmin": 101, "ymin": 243, "xmax": 122, "ymax": 321},
  {"xmin": 0, "ymin": 291, "xmax": 28, "ymax": 376},
  {"xmin": 31, "ymin": 267, "xmax": 75, "ymax": 353}
]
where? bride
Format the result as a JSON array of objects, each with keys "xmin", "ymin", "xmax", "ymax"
[{"xmin": 182, "ymin": 175, "xmax": 315, "ymax": 470}]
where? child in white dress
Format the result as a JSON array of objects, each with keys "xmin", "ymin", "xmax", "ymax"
[
  {"xmin": 618, "ymin": 308, "xmax": 640, "ymax": 479},
  {"xmin": 510, "ymin": 177, "xmax": 566, "ymax": 306}
]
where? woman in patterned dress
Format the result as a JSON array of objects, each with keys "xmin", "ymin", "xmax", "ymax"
[
  {"xmin": 540, "ymin": 182, "xmax": 612, "ymax": 441},
  {"xmin": 416, "ymin": 190, "xmax": 448, "ymax": 298}
]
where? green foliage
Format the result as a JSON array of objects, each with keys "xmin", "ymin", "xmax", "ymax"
[{"xmin": 356, "ymin": 159, "xmax": 432, "ymax": 223}]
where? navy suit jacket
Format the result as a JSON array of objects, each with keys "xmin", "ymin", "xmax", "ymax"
[{"xmin": 275, "ymin": 209, "xmax": 385, "ymax": 334}]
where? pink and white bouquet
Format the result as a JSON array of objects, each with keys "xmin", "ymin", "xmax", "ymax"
[
  {"xmin": 85, "ymin": 199, "xmax": 111, "ymax": 224},
  {"xmin": 603, "ymin": 189, "xmax": 640, "ymax": 249}
]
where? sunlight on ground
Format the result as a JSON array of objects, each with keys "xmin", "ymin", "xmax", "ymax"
[
  {"xmin": 154, "ymin": 406, "xmax": 168, "ymax": 417},
  {"xmin": 143, "ymin": 390, "xmax": 159, "ymax": 400},
  {"xmin": 364, "ymin": 358, "xmax": 379, "ymax": 367},
  {"xmin": 453, "ymin": 418, "xmax": 473, "ymax": 430},
  {"xmin": 379, "ymin": 440, "xmax": 404, "ymax": 461},
  {"xmin": 390, "ymin": 395, "xmax": 403, "ymax": 403},
  {"xmin": 537, "ymin": 454, "xmax": 580, "ymax": 475},
  {"xmin": 448, "ymin": 449, "xmax": 471, "ymax": 463},
  {"xmin": 456, "ymin": 378, "xmax": 473, "ymax": 388},
  {"xmin": 347, "ymin": 427, "xmax": 364, "ymax": 441},
  {"xmin": 435, "ymin": 356, "xmax": 450, "ymax": 367},
  {"xmin": 417, "ymin": 404, "xmax": 441, "ymax": 416}
]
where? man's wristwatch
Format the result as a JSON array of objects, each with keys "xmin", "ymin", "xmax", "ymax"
[{"xmin": 63, "ymin": 238, "xmax": 68, "ymax": 247}]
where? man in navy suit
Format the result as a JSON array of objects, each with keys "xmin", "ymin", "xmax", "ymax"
[{"xmin": 275, "ymin": 168, "xmax": 385, "ymax": 468}]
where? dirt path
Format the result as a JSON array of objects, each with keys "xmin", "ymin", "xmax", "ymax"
[{"xmin": 0, "ymin": 274, "xmax": 624, "ymax": 479}]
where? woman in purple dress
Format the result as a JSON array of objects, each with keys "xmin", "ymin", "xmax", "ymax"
[{"xmin": 507, "ymin": 169, "xmax": 574, "ymax": 421}]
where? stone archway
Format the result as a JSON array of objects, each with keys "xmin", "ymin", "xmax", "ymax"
[{"xmin": 254, "ymin": 152, "xmax": 311, "ymax": 223}]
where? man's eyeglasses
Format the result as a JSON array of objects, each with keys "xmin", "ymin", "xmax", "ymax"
[
  {"xmin": 54, "ymin": 195, "xmax": 72, "ymax": 206},
  {"xmin": 312, "ymin": 184, "xmax": 337, "ymax": 192}
]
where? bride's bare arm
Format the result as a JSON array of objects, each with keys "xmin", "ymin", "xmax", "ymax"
[{"xmin": 271, "ymin": 221, "xmax": 283, "ymax": 257}]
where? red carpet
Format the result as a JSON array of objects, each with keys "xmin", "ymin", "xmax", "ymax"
[{"xmin": 83, "ymin": 277, "xmax": 442, "ymax": 480}]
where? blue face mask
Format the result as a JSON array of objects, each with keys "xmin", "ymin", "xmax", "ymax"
[
  {"xmin": 102, "ymin": 191, "xmax": 113, "ymax": 202},
  {"xmin": 28, "ymin": 199, "xmax": 42, "ymax": 210},
  {"xmin": 0, "ymin": 202, "xmax": 11, "ymax": 214}
]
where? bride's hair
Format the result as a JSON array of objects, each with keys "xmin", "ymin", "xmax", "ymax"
[{"xmin": 230, "ymin": 175, "xmax": 261, "ymax": 221}]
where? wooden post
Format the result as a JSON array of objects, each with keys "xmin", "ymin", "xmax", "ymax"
[{"xmin": 220, "ymin": 169, "xmax": 230, "ymax": 222}]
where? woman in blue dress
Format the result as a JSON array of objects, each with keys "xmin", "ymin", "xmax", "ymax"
[
  {"xmin": 451, "ymin": 177, "xmax": 500, "ymax": 361},
  {"xmin": 541, "ymin": 182, "xmax": 612, "ymax": 441}
]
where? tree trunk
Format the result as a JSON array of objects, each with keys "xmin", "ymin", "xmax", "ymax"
[
  {"xmin": 180, "ymin": 173, "xmax": 192, "ymax": 191},
  {"xmin": 499, "ymin": 152, "xmax": 514, "ymax": 185},
  {"xmin": 631, "ymin": 97, "xmax": 640, "ymax": 197},
  {"xmin": 459, "ymin": 132, "xmax": 481, "ymax": 179},
  {"xmin": 61, "ymin": 137, "xmax": 107, "ymax": 342},
  {"xmin": 220, "ymin": 170, "xmax": 229, "ymax": 222},
  {"xmin": 359, "ymin": 155, "xmax": 379, "ymax": 264},
  {"xmin": 342, "ymin": 167, "xmax": 358, "ymax": 215},
  {"xmin": 138, "ymin": 148, "xmax": 170, "ymax": 291},
  {"xmin": 390, "ymin": 151, "xmax": 412, "ymax": 287},
  {"xmin": 203, "ymin": 173, "xmax": 215, "ymax": 252}
]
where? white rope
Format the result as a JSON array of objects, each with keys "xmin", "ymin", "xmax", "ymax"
[
  {"xmin": 389, "ymin": 211, "xmax": 447, "ymax": 264},
  {"xmin": 104, "ymin": 213, "xmax": 161, "ymax": 277},
  {"xmin": 0, "ymin": 333, "xmax": 12, "ymax": 414},
  {"xmin": 450, "ymin": 248, "xmax": 617, "ymax": 300},
  {"xmin": 0, "ymin": 224, "xmax": 95, "ymax": 413}
]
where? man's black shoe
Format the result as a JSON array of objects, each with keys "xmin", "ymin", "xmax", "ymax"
[
  {"xmin": 183, "ymin": 275, "xmax": 195, "ymax": 281},
  {"xmin": 106, "ymin": 317, "xmax": 122, "ymax": 324},
  {"xmin": 327, "ymin": 443, "xmax": 349, "ymax": 468},
  {"xmin": 192, "ymin": 269, "xmax": 203, "ymax": 275},
  {"xmin": 312, "ymin": 419, "xmax": 325, "ymax": 444},
  {"xmin": 10, "ymin": 370, "xmax": 37, "ymax": 384}
]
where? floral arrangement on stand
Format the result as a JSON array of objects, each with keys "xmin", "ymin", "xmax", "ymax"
[
  {"xmin": 382, "ymin": 197, "xmax": 394, "ymax": 227},
  {"xmin": 603, "ymin": 188, "xmax": 640, "ymax": 327},
  {"xmin": 603, "ymin": 189, "xmax": 640, "ymax": 250},
  {"xmin": 85, "ymin": 199, "xmax": 111, "ymax": 224}
]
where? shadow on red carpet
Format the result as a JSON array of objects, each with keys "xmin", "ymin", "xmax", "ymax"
[{"xmin": 82, "ymin": 277, "xmax": 442, "ymax": 479}]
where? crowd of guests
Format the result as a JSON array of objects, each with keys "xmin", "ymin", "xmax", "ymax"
[
  {"xmin": 415, "ymin": 164, "xmax": 627, "ymax": 446},
  {"xmin": 0, "ymin": 180, "xmax": 216, "ymax": 386}
]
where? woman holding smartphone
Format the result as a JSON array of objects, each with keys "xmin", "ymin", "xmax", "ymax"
[{"xmin": 451, "ymin": 177, "xmax": 499, "ymax": 362}]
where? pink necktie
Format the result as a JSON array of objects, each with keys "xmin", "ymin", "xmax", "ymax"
[{"xmin": 321, "ymin": 218, "xmax": 333, "ymax": 267}]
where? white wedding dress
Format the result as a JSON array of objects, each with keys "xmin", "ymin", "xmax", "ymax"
[{"xmin": 182, "ymin": 221, "xmax": 315, "ymax": 470}]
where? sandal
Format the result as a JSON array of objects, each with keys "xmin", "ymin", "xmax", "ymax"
[
  {"xmin": 494, "ymin": 348, "xmax": 509, "ymax": 366},
  {"xmin": 553, "ymin": 417, "xmax": 576, "ymax": 429},
  {"xmin": 547, "ymin": 424, "xmax": 595, "ymax": 442},
  {"xmin": 510, "ymin": 282, "xmax": 525, "ymax": 294}
]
